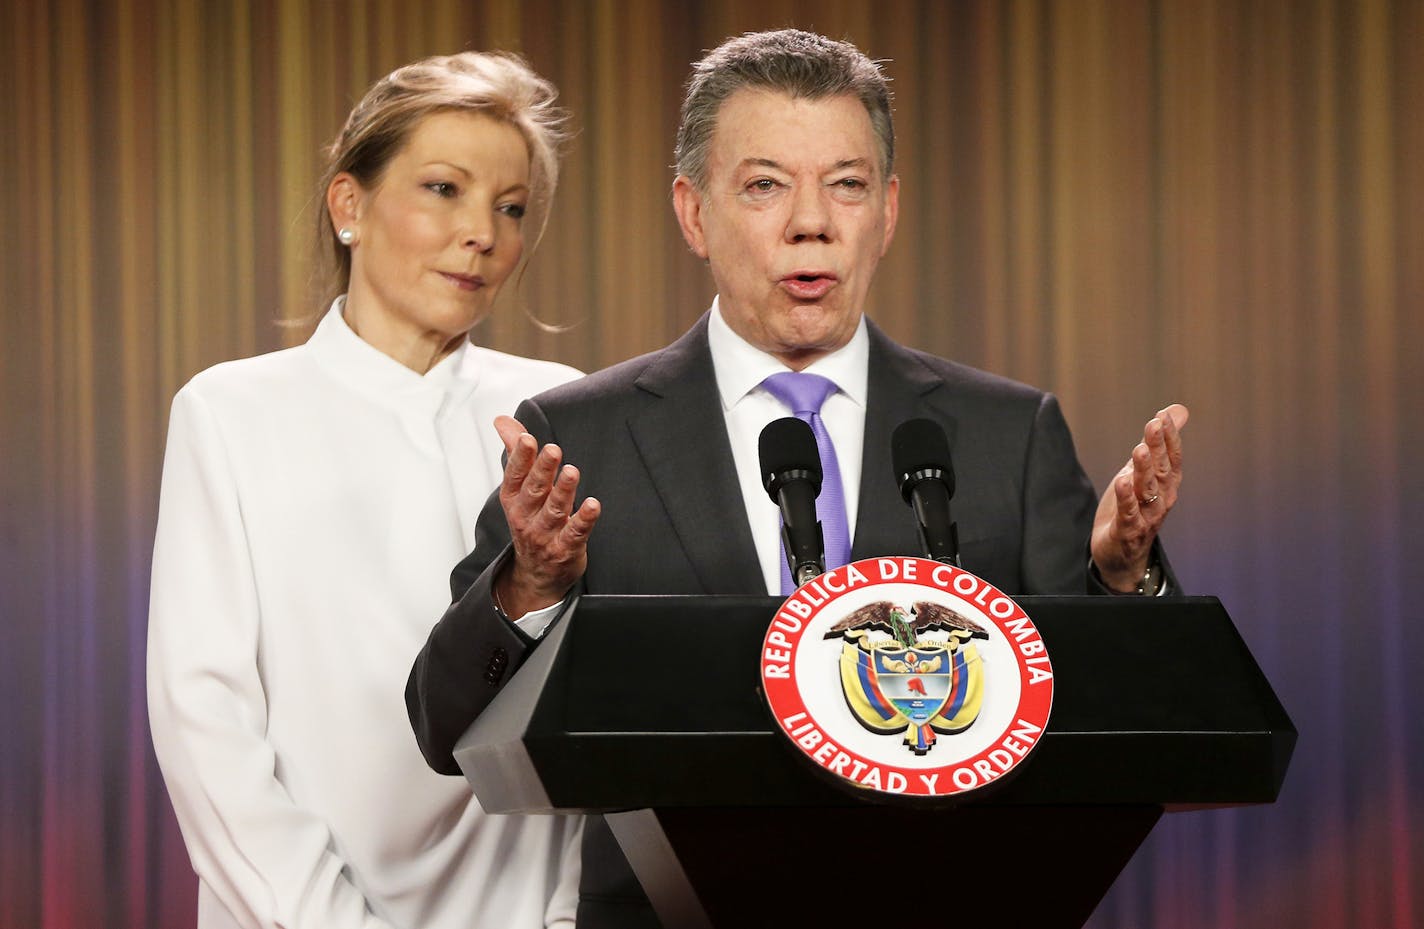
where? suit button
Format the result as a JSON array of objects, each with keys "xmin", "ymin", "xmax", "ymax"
[{"xmin": 484, "ymin": 648, "xmax": 510, "ymax": 685}]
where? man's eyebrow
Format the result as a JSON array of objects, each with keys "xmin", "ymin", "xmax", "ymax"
[
  {"xmin": 736, "ymin": 156, "xmax": 875, "ymax": 173},
  {"xmin": 738, "ymin": 157, "xmax": 786, "ymax": 172}
]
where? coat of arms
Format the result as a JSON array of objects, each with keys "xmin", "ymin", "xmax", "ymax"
[{"xmin": 826, "ymin": 600, "xmax": 989, "ymax": 755}]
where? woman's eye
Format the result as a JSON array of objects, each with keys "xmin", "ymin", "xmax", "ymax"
[
  {"xmin": 425, "ymin": 182, "xmax": 458, "ymax": 197},
  {"xmin": 500, "ymin": 202, "xmax": 527, "ymax": 220}
]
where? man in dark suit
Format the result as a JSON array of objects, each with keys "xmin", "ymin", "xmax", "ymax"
[{"xmin": 407, "ymin": 29, "xmax": 1186, "ymax": 929}]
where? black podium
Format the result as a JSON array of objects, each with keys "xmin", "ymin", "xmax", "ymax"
[{"xmin": 454, "ymin": 595, "xmax": 1295, "ymax": 929}]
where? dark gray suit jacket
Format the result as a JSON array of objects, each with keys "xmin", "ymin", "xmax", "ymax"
[{"xmin": 407, "ymin": 314, "xmax": 1107, "ymax": 927}]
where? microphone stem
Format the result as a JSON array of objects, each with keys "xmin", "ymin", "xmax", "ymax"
[{"xmin": 910, "ymin": 483, "xmax": 960, "ymax": 566}]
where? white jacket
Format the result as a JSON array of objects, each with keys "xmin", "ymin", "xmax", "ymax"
[{"xmin": 148, "ymin": 303, "xmax": 583, "ymax": 929}]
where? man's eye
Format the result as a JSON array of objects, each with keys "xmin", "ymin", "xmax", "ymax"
[
  {"xmin": 834, "ymin": 177, "xmax": 866, "ymax": 190},
  {"xmin": 425, "ymin": 182, "xmax": 458, "ymax": 197},
  {"xmin": 748, "ymin": 178, "xmax": 778, "ymax": 192}
]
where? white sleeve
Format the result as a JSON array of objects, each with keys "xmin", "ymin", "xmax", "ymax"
[
  {"xmin": 543, "ymin": 815, "xmax": 584, "ymax": 929},
  {"xmin": 146, "ymin": 387, "xmax": 395, "ymax": 929},
  {"xmin": 511, "ymin": 598, "xmax": 568, "ymax": 639}
]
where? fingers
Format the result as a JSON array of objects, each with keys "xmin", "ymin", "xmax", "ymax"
[
  {"xmin": 1131, "ymin": 439, "xmax": 1156, "ymax": 504},
  {"xmin": 565, "ymin": 495, "xmax": 601, "ymax": 543},
  {"xmin": 493, "ymin": 414, "xmax": 528, "ymax": 454},
  {"xmin": 530, "ymin": 461, "xmax": 581, "ymax": 532},
  {"xmin": 1161, "ymin": 402, "xmax": 1190, "ymax": 430},
  {"xmin": 1092, "ymin": 404, "xmax": 1187, "ymax": 588},
  {"xmin": 520, "ymin": 445, "xmax": 562, "ymax": 504},
  {"xmin": 498, "ymin": 492, "xmax": 601, "ymax": 619},
  {"xmin": 1090, "ymin": 468, "xmax": 1152, "ymax": 588},
  {"xmin": 497, "ymin": 419, "xmax": 567, "ymax": 517},
  {"xmin": 1158, "ymin": 404, "xmax": 1186, "ymax": 475},
  {"xmin": 1134, "ymin": 402, "xmax": 1190, "ymax": 511},
  {"xmin": 1114, "ymin": 468, "xmax": 1145, "ymax": 528},
  {"xmin": 486, "ymin": 416, "xmax": 600, "ymax": 614},
  {"xmin": 492, "ymin": 420, "xmax": 600, "ymax": 604},
  {"xmin": 505, "ymin": 442, "xmax": 575, "ymax": 536},
  {"xmin": 540, "ymin": 470, "xmax": 601, "ymax": 548},
  {"xmin": 499, "ymin": 426, "xmax": 540, "ymax": 499}
]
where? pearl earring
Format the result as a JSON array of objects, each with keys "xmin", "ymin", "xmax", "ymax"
[{"xmin": 338, "ymin": 227, "xmax": 356, "ymax": 245}]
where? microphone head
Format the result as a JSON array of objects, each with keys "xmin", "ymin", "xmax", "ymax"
[
  {"xmin": 758, "ymin": 417, "xmax": 823, "ymax": 501},
  {"xmin": 891, "ymin": 418, "xmax": 955, "ymax": 503}
]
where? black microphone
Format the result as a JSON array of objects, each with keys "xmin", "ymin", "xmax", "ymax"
[
  {"xmin": 758, "ymin": 417, "xmax": 826, "ymax": 588},
  {"xmin": 892, "ymin": 418, "xmax": 960, "ymax": 566}
]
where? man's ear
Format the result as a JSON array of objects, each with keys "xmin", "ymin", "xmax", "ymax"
[
  {"xmin": 671, "ymin": 175, "xmax": 710, "ymax": 260},
  {"xmin": 880, "ymin": 174, "xmax": 900, "ymax": 257},
  {"xmin": 327, "ymin": 172, "xmax": 364, "ymax": 233}
]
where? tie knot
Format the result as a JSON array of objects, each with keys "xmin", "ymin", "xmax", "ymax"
[{"xmin": 761, "ymin": 371, "xmax": 838, "ymax": 416}]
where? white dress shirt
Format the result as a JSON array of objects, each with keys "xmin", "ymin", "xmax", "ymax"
[
  {"xmin": 707, "ymin": 300, "xmax": 1168, "ymax": 597},
  {"xmin": 148, "ymin": 301, "xmax": 584, "ymax": 929},
  {"xmin": 706, "ymin": 298, "xmax": 870, "ymax": 595}
]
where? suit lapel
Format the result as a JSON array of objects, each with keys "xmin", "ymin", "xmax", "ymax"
[
  {"xmin": 626, "ymin": 316, "xmax": 764, "ymax": 594},
  {"xmin": 852, "ymin": 322, "xmax": 956, "ymax": 560},
  {"xmin": 622, "ymin": 316, "xmax": 956, "ymax": 585}
]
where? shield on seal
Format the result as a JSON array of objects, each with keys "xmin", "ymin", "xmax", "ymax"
[{"xmin": 872, "ymin": 644, "xmax": 954, "ymax": 724}]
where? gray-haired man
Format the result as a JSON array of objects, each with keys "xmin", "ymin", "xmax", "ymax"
[{"xmin": 409, "ymin": 29, "xmax": 1186, "ymax": 929}]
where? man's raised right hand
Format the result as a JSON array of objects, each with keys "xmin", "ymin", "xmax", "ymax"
[{"xmin": 491, "ymin": 415, "xmax": 601, "ymax": 619}]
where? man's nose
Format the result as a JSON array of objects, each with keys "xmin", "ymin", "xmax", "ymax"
[{"xmin": 784, "ymin": 184, "xmax": 832, "ymax": 243}]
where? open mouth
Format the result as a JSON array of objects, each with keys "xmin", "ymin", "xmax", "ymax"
[{"xmin": 780, "ymin": 272, "xmax": 837, "ymax": 301}]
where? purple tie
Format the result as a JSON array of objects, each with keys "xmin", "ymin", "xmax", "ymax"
[{"xmin": 761, "ymin": 372, "xmax": 851, "ymax": 594}]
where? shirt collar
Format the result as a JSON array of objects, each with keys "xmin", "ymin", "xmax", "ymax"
[
  {"xmin": 308, "ymin": 296, "xmax": 481, "ymax": 410},
  {"xmin": 706, "ymin": 295, "xmax": 869, "ymax": 411}
]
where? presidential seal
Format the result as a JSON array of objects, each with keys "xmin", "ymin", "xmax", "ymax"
[{"xmin": 760, "ymin": 556, "xmax": 1053, "ymax": 799}]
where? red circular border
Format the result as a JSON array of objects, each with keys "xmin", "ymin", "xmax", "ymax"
[{"xmin": 760, "ymin": 556, "xmax": 1053, "ymax": 798}]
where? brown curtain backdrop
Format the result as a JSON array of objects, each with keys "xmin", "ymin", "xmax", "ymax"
[{"xmin": 2, "ymin": 1, "xmax": 1420, "ymax": 927}]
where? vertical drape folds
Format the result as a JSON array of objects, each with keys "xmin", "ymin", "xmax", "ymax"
[{"xmin": 1, "ymin": 2, "xmax": 1419, "ymax": 927}]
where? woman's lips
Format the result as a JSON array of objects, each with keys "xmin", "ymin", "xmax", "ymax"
[
  {"xmin": 440, "ymin": 271, "xmax": 484, "ymax": 291},
  {"xmin": 779, "ymin": 274, "xmax": 837, "ymax": 301}
]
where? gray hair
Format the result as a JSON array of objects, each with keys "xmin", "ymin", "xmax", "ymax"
[
  {"xmin": 674, "ymin": 29, "xmax": 894, "ymax": 190},
  {"xmin": 315, "ymin": 51, "xmax": 569, "ymax": 307}
]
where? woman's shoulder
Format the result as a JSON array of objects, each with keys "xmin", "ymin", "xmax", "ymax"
[
  {"xmin": 465, "ymin": 345, "xmax": 583, "ymax": 392},
  {"xmin": 174, "ymin": 343, "xmax": 316, "ymax": 411}
]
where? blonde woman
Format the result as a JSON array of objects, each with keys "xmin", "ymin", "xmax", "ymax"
[{"xmin": 148, "ymin": 52, "xmax": 582, "ymax": 929}]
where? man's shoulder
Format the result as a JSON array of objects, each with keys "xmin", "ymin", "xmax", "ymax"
[
  {"xmin": 873, "ymin": 328, "xmax": 1052, "ymax": 407},
  {"xmin": 520, "ymin": 346, "xmax": 660, "ymax": 415},
  {"xmin": 525, "ymin": 317, "xmax": 711, "ymax": 413}
]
